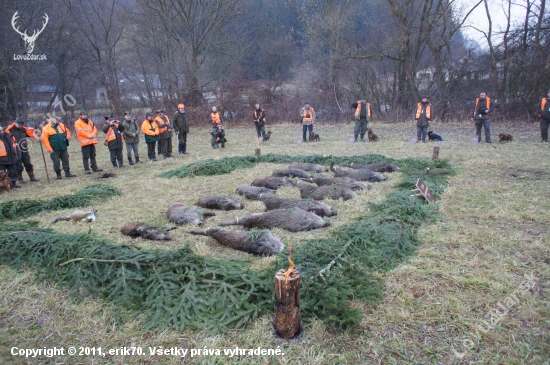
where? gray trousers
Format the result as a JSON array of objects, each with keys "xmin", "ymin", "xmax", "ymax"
[
  {"xmin": 354, "ymin": 119, "xmax": 368, "ymax": 139},
  {"xmin": 50, "ymin": 149, "xmax": 70, "ymax": 172},
  {"xmin": 475, "ymin": 119, "xmax": 491, "ymax": 142},
  {"xmin": 255, "ymin": 123, "xmax": 266, "ymax": 139},
  {"xmin": 126, "ymin": 142, "xmax": 139, "ymax": 159},
  {"xmin": 417, "ymin": 125, "xmax": 428, "ymax": 142},
  {"xmin": 540, "ymin": 118, "xmax": 549, "ymax": 141}
]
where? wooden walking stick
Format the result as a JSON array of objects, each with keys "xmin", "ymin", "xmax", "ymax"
[{"xmin": 38, "ymin": 139, "xmax": 50, "ymax": 182}]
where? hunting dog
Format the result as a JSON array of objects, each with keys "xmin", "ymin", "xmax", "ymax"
[
  {"xmin": 367, "ymin": 128, "xmax": 379, "ymax": 141},
  {"xmin": 499, "ymin": 133, "xmax": 513, "ymax": 142},
  {"xmin": 264, "ymin": 131, "xmax": 272, "ymax": 141},
  {"xmin": 0, "ymin": 171, "xmax": 11, "ymax": 194},
  {"xmin": 309, "ymin": 131, "xmax": 320, "ymax": 141},
  {"xmin": 428, "ymin": 131, "xmax": 444, "ymax": 141}
]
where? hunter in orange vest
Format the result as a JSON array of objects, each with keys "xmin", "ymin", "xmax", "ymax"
[
  {"xmin": 471, "ymin": 92, "xmax": 492, "ymax": 143},
  {"xmin": 6, "ymin": 117, "xmax": 39, "ymax": 182},
  {"xmin": 155, "ymin": 109, "xmax": 173, "ymax": 158},
  {"xmin": 75, "ymin": 110, "xmax": 102, "ymax": 174},
  {"xmin": 41, "ymin": 116, "xmax": 76, "ymax": 179},
  {"xmin": 301, "ymin": 102, "xmax": 315, "ymax": 142},
  {"xmin": 352, "ymin": 98, "xmax": 371, "ymax": 142},
  {"xmin": 142, "ymin": 112, "xmax": 160, "ymax": 161},
  {"xmin": 415, "ymin": 96, "xmax": 432, "ymax": 143},
  {"xmin": 101, "ymin": 115, "xmax": 125, "ymax": 168},
  {"xmin": 253, "ymin": 103, "xmax": 267, "ymax": 140},
  {"xmin": 537, "ymin": 89, "xmax": 550, "ymax": 142},
  {"xmin": 0, "ymin": 126, "xmax": 20, "ymax": 188}
]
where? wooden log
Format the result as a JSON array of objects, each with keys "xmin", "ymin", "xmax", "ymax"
[
  {"xmin": 432, "ymin": 146, "xmax": 440, "ymax": 160},
  {"xmin": 274, "ymin": 268, "xmax": 302, "ymax": 338}
]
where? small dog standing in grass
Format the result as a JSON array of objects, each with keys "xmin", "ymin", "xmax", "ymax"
[
  {"xmin": 309, "ymin": 131, "xmax": 320, "ymax": 141},
  {"xmin": 499, "ymin": 133, "xmax": 513, "ymax": 142},
  {"xmin": 428, "ymin": 131, "xmax": 443, "ymax": 141},
  {"xmin": 367, "ymin": 128, "xmax": 379, "ymax": 141},
  {"xmin": 264, "ymin": 131, "xmax": 272, "ymax": 141},
  {"xmin": 0, "ymin": 170, "xmax": 11, "ymax": 194}
]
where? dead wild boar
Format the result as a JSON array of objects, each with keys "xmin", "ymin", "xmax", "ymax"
[
  {"xmin": 252, "ymin": 177, "xmax": 297, "ymax": 190},
  {"xmin": 236, "ymin": 184, "xmax": 276, "ymax": 200},
  {"xmin": 288, "ymin": 163, "xmax": 328, "ymax": 173},
  {"xmin": 189, "ymin": 228, "xmax": 283, "ymax": 256},
  {"xmin": 308, "ymin": 176, "xmax": 371, "ymax": 191},
  {"xmin": 259, "ymin": 196, "xmax": 337, "ymax": 217},
  {"xmin": 341, "ymin": 162, "xmax": 400, "ymax": 173},
  {"xmin": 272, "ymin": 168, "xmax": 312, "ymax": 179},
  {"xmin": 120, "ymin": 222, "xmax": 173, "ymax": 241},
  {"xmin": 218, "ymin": 207, "xmax": 330, "ymax": 232},
  {"xmin": 330, "ymin": 162, "xmax": 387, "ymax": 182},
  {"xmin": 297, "ymin": 181, "xmax": 355, "ymax": 201},
  {"xmin": 196, "ymin": 195, "xmax": 244, "ymax": 210},
  {"xmin": 166, "ymin": 203, "xmax": 215, "ymax": 226}
]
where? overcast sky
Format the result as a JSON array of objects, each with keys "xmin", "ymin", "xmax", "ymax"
[{"xmin": 459, "ymin": 0, "xmax": 529, "ymax": 48}]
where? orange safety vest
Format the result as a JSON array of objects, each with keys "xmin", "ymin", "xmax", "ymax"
[
  {"xmin": 5, "ymin": 123, "xmax": 39, "ymax": 141},
  {"xmin": 0, "ymin": 135, "xmax": 17, "ymax": 157},
  {"xmin": 302, "ymin": 107, "xmax": 315, "ymax": 122},
  {"xmin": 155, "ymin": 115, "xmax": 170, "ymax": 134},
  {"xmin": 41, "ymin": 122, "xmax": 71, "ymax": 152},
  {"xmin": 473, "ymin": 97, "xmax": 491, "ymax": 117},
  {"xmin": 541, "ymin": 98, "xmax": 547, "ymax": 111},
  {"xmin": 355, "ymin": 103, "xmax": 371, "ymax": 119},
  {"xmin": 105, "ymin": 122, "xmax": 124, "ymax": 143},
  {"xmin": 141, "ymin": 119, "xmax": 159, "ymax": 136},
  {"xmin": 75, "ymin": 118, "xmax": 98, "ymax": 146},
  {"xmin": 254, "ymin": 110, "xmax": 266, "ymax": 123},
  {"xmin": 211, "ymin": 112, "xmax": 221, "ymax": 124},
  {"xmin": 416, "ymin": 103, "xmax": 431, "ymax": 119}
]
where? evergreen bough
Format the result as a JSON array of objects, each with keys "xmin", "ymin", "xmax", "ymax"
[
  {"xmin": 0, "ymin": 155, "xmax": 453, "ymax": 331},
  {"xmin": 0, "ymin": 184, "xmax": 121, "ymax": 222}
]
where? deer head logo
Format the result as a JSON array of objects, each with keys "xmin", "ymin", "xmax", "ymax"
[{"xmin": 11, "ymin": 11, "xmax": 49, "ymax": 54}]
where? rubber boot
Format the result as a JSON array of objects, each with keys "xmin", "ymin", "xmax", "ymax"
[
  {"xmin": 56, "ymin": 171, "xmax": 62, "ymax": 180},
  {"xmin": 17, "ymin": 172, "xmax": 25, "ymax": 184},
  {"xmin": 128, "ymin": 157, "xmax": 134, "ymax": 165},
  {"xmin": 118, "ymin": 160, "xmax": 124, "ymax": 168},
  {"xmin": 28, "ymin": 171, "xmax": 39, "ymax": 182},
  {"xmin": 135, "ymin": 156, "xmax": 141, "ymax": 163},
  {"xmin": 112, "ymin": 161, "xmax": 118, "ymax": 168}
]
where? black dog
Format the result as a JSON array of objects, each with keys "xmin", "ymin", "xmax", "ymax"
[{"xmin": 428, "ymin": 131, "xmax": 443, "ymax": 141}]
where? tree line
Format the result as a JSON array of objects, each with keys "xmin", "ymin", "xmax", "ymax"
[{"xmin": 0, "ymin": 0, "xmax": 548, "ymax": 125}]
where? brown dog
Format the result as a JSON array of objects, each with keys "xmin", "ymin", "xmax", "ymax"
[
  {"xmin": 263, "ymin": 131, "xmax": 272, "ymax": 141},
  {"xmin": 0, "ymin": 171, "xmax": 11, "ymax": 194},
  {"xmin": 367, "ymin": 128, "xmax": 379, "ymax": 141},
  {"xmin": 499, "ymin": 133, "xmax": 513, "ymax": 142},
  {"xmin": 309, "ymin": 131, "xmax": 320, "ymax": 141}
]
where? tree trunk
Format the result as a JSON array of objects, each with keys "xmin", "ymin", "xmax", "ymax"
[{"xmin": 274, "ymin": 269, "xmax": 301, "ymax": 339}]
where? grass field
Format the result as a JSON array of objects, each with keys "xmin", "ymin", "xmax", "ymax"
[{"xmin": 0, "ymin": 121, "xmax": 549, "ymax": 364}]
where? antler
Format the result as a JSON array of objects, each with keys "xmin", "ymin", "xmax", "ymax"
[
  {"xmin": 28, "ymin": 13, "xmax": 49, "ymax": 41},
  {"xmin": 11, "ymin": 11, "xmax": 27, "ymax": 38}
]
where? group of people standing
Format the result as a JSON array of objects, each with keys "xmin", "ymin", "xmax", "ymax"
[{"xmin": 1, "ymin": 90, "xmax": 549, "ymax": 189}]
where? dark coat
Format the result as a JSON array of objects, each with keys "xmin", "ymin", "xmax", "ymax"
[
  {"xmin": 0, "ymin": 132, "xmax": 19, "ymax": 165},
  {"xmin": 121, "ymin": 118, "xmax": 140, "ymax": 144},
  {"xmin": 102, "ymin": 122, "xmax": 125, "ymax": 150},
  {"xmin": 172, "ymin": 111, "xmax": 189, "ymax": 134}
]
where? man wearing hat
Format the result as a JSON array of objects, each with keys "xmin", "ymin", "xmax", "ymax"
[
  {"xmin": 172, "ymin": 103, "xmax": 189, "ymax": 155},
  {"xmin": 537, "ymin": 89, "xmax": 550, "ymax": 142},
  {"xmin": 102, "ymin": 115, "xmax": 125, "ymax": 168},
  {"xmin": 141, "ymin": 112, "xmax": 159, "ymax": 161},
  {"xmin": 41, "ymin": 116, "xmax": 76, "ymax": 179},
  {"xmin": 121, "ymin": 111, "xmax": 141, "ymax": 164},
  {"xmin": 75, "ymin": 110, "xmax": 103, "ymax": 174},
  {"xmin": 154, "ymin": 109, "xmax": 173, "ymax": 158},
  {"xmin": 351, "ymin": 98, "xmax": 371, "ymax": 142},
  {"xmin": 415, "ymin": 96, "xmax": 432, "ymax": 143},
  {"xmin": 300, "ymin": 102, "xmax": 315, "ymax": 142},
  {"xmin": 6, "ymin": 117, "xmax": 39, "ymax": 183}
]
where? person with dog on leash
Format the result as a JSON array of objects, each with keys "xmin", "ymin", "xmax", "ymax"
[
  {"xmin": 415, "ymin": 96, "xmax": 432, "ymax": 143},
  {"xmin": 301, "ymin": 102, "xmax": 315, "ymax": 142},
  {"xmin": 537, "ymin": 89, "xmax": 550, "ymax": 142},
  {"xmin": 253, "ymin": 103, "xmax": 267, "ymax": 140},
  {"xmin": 351, "ymin": 97, "xmax": 371, "ymax": 142}
]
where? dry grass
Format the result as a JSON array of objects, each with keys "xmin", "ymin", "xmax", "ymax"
[{"xmin": 0, "ymin": 121, "xmax": 549, "ymax": 364}]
